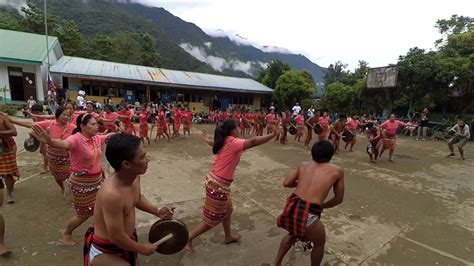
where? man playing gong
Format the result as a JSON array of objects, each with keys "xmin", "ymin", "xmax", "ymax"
[
  {"xmin": 274, "ymin": 140, "xmax": 344, "ymax": 266},
  {"xmin": 84, "ymin": 133, "xmax": 173, "ymax": 265}
]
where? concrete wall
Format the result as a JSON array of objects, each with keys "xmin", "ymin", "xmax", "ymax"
[
  {"xmin": 0, "ymin": 62, "xmax": 39, "ymax": 102},
  {"xmin": 0, "ymin": 41, "xmax": 62, "ymax": 102}
]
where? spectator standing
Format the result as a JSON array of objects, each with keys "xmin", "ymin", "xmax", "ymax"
[{"xmin": 292, "ymin": 102, "xmax": 301, "ymax": 117}]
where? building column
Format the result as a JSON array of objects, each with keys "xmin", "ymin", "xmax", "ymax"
[
  {"xmin": 146, "ymin": 85, "xmax": 150, "ymax": 102},
  {"xmin": 35, "ymin": 65, "xmax": 45, "ymax": 101}
]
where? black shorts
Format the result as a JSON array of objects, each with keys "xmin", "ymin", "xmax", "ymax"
[{"xmin": 0, "ymin": 179, "xmax": 4, "ymax": 189}]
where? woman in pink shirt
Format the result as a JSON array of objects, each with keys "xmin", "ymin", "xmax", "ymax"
[
  {"xmin": 380, "ymin": 114, "xmax": 406, "ymax": 162},
  {"xmin": 186, "ymin": 119, "xmax": 277, "ymax": 252},
  {"xmin": 100, "ymin": 105, "xmax": 119, "ymax": 133},
  {"xmin": 344, "ymin": 114, "xmax": 359, "ymax": 152},
  {"xmin": 137, "ymin": 105, "xmax": 150, "ymax": 145},
  {"xmin": 32, "ymin": 114, "xmax": 111, "ymax": 246},
  {"xmin": 7, "ymin": 107, "xmax": 76, "ymax": 195},
  {"xmin": 294, "ymin": 111, "xmax": 305, "ymax": 142}
]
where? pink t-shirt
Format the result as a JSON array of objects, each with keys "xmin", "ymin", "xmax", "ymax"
[
  {"xmin": 347, "ymin": 119, "xmax": 359, "ymax": 131},
  {"xmin": 295, "ymin": 115, "xmax": 304, "ymax": 125},
  {"xmin": 66, "ymin": 133, "xmax": 107, "ymax": 174},
  {"xmin": 102, "ymin": 111, "xmax": 119, "ymax": 129},
  {"xmin": 381, "ymin": 120, "xmax": 405, "ymax": 136},
  {"xmin": 319, "ymin": 117, "xmax": 330, "ymax": 128},
  {"xmin": 72, "ymin": 111, "xmax": 86, "ymax": 125},
  {"xmin": 211, "ymin": 136, "xmax": 245, "ymax": 181},
  {"xmin": 36, "ymin": 120, "xmax": 76, "ymax": 140}
]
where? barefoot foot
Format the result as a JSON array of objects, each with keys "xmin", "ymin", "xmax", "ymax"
[
  {"xmin": 185, "ymin": 242, "xmax": 195, "ymax": 253},
  {"xmin": 0, "ymin": 244, "xmax": 11, "ymax": 257},
  {"xmin": 61, "ymin": 233, "xmax": 76, "ymax": 247},
  {"xmin": 225, "ymin": 234, "xmax": 241, "ymax": 244}
]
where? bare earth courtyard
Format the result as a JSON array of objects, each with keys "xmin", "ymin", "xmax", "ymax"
[{"xmin": 0, "ymin": 123, "xmax": 472, "ymax": 266}]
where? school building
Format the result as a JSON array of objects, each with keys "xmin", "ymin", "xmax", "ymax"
[
  {"xmin": 0, "ymin": 29, "xmax": 272, "ymax": 111},
  {"xmin": 51, "ymin": 56, "xmax": 272, "ymax": 113},
  {"xmin": 0, "ymin": 29, "xmax": 63, "ymax": 102}
]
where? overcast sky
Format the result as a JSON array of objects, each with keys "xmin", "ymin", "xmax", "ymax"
[{"xmin": 137, "ymin": 0, "xmax": 472, "ymax": 70}]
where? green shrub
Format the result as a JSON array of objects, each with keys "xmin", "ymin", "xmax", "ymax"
[{"xmin": 0, "ymin": 104, "xmax": 19, "ymax": 116}]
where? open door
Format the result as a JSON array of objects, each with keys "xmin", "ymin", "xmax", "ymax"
[
  {"xmin": 23, "ymin": 72, "xmax": 37, "ymax": 100},
  {"xmin": 8, "ymin": 67, "xmax": 24, "ymax": 101}
]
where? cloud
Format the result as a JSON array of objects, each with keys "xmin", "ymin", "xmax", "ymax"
[
  {"xmin": 261, "ymin": 46, "xmax": 292, "ymax": 54},
  {"xmin": 206, "ymin": 28, "xmax": 293, "ymax": 55},
  {"xmin": 179, "ymin": 43, "xmax": 264, "ymax": 76},
  {"xmin": 0, "ymin": 0, "xmax": 28, "ymax": 15},
  {"xmin": 204, "ymin": 42, "xmax": 212, "ymax": 48}
]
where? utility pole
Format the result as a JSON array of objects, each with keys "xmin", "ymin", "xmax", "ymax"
[{"xmin": 44, "ymin": 0, "xmax": 50, "ymax": 96}]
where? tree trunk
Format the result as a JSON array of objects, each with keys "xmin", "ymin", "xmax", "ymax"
[{"xmin": 407, "ymin": 95, "xmax": 413, "ymax": 118}]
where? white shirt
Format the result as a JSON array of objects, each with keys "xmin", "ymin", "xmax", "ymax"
[
  {"xmin": 292, "ymin": 105, "xmax": 301, "ymax": 116},
  {"xmin": 307, "ymin": 109, "xmax": 314, "ymax": 117},
  {"xmin": 451, "ymin": 124, "xmax": 471, "ymax": 139},
  {"xmin": 77, "ymin": 95, "xmax": 86, "ymax": 108}
]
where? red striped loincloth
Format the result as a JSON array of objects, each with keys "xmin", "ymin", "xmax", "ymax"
[{"xmin": 277, "ymin": 193, "xmax": 323, "ymax": 241}]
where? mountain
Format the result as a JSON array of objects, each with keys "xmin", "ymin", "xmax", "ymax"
[
  {"xmin": 119, "ymin": 2, "xmax": 326, "ymax": 85},
  {"xmin": 1, "ymin": 0, "xmax": 326, "ymax": 87},
  {"xmin": 23, "ymin": 0, "xmax": 216, "ymax": 74}
]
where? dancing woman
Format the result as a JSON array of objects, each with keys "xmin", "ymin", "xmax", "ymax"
[
  {"xmin": 31, "ymin": 114, "xmax": 113, "ymax": 246},
  {"xmin": 185, "ymin": 119, "xmax": 277, "ymax": 252},
  {"xmin": 5, "ymin": 107, "xmax": 75, "ymax": 195}
]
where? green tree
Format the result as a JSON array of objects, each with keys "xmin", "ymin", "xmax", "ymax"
[
  {"xmin": 110, "ymin": 32, "xmax": 141, "ymax": 64},
  {"xmin": 56, "ymin": 21, "xmax": 87, "ymax": 57},
  {"xmin": 0, "ymin": 10, "xmax": 24, "ymax": 31},
  {"xmin": 321, "ymin": 82, "xmax": 357, "ymax": 114},
  {"xmin": 435, "ymin": 15, "xmax": 474, "ymax": 46},
  {"xmin": 273, "ymin": 70, "xmax": 316, "ymax": 110},
  {"xmin": 395, "ymin": 48, "xmax": 439, "ymax": 115},
  {"xmin": 139, "ymin": 33, "xmax": 161, "ymax": 67},
  {"xmin": 258, "ymin": 60, "xmax": 291, "ymax": 89},
  {"xmin": 323, "ymin": 61, "xmax": 352, "ymax": 85},
  {"xmin": 20, "ymin": 3, "xmax": 61, "ymax": 35},
  {"xmin": 87, "ymin": 35, "xmax": 115, "ymax": 61}
]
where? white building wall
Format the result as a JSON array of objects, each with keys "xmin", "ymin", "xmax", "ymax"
[
  {"xmin": 0, "ymin": 40, "xmax": 63, "ymax": 102},
  {"xmin": 0, "ymin": 62, "xmax": 39, "ymax": 102},
  {"xmin": 0, "ymin": 65, "xmax": 9, "ymax": 101}
]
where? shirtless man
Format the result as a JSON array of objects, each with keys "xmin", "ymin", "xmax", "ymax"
[
  {"xmin": 274, "ymin": 140, "xmax": 344, "ymax": 266},
  {"xmin": 84, "ymin": 133, "xmax": 174, "ymax": 265},
  {"xmin": 329, "ymin": 114, "xmax": 347, "ymax": 154},
  {"xmin": 304, "ymin": 111, "xmax": 320, "ymax": 150}
]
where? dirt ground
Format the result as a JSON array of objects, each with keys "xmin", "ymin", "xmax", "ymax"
[{"xmin": 0, "ymin": 122, "xmax": 473, "ymax": 266}]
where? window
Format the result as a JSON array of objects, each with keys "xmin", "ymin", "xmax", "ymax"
[
  {"xmin": 91, "ymin": 86, "xmax": 101, "ymax": 96},
  {"xmin": 184, "ymin": 93, "xmax": 191, "ymax": 102}
]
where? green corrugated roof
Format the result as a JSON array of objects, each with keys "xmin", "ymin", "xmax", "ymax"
[{"xmin": 0, "ymin": 29, "xmax": 59, "ymax": 65}]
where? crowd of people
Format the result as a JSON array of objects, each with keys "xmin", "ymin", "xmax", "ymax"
[{"xmin": 0, "ymin": 95, "xmax": 470, "ymax": 265}]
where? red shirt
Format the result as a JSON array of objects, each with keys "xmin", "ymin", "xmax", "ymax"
[
  {"xmin": 211, "ymin": 137, "xmax": 245, "ymax": 181},
  {"xmin": 184, "ymin": 112, "xmax": 192, "ymax": 124},
  {"xmin": 319, "ymin": 117, "xmax": 330, "ymax": 129},
  {"xmin": 295, "ymin": 115, "xmax": 304, "ymax": 125},
  {"xmin": 381, "ymin": 120, "xmax": 405, "ymax": 136},
  {"xmin": 138, "ymin": 110, "xmax": 149, "ymax": 124},
  {"xmin": 174, "ymin": 111, "xmax": 182, "ymax": 123},
  {"xmin": 118, "ymin": 110, "xmax": 132, "ymax": 125},
  {"xmin": 347, "ymin": 119, "xmax": 359, "ymax": 131}
]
